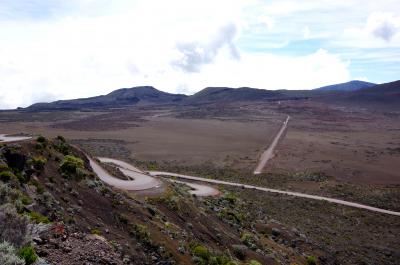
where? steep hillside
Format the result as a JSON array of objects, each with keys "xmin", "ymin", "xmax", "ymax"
[
  {"xmin": 315, "ymin": 80, "xmax": 376, "ymax": 92},
  {"xmin": 28, "ymin": 86, "xmax": 187, "ymax": 110},
  {"xmin": 0, "ymin": 136, "xmax": 316, "ymax": 265}
]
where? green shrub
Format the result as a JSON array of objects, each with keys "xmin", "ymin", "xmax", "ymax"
[
  {"xmin": 60, "ymin": 155, "xmax": 85, "ymax": 179},
  {"xmin": 0, "ymin": 241, "xmax": 25, "ymax": 265},
  {"xmin": 54, "ymin": 136, "xmax": 69, "ymax": 155},
  {"xmin": 91, "ymin": 228, "xmax": 101, "ymax": 235},
  {"xmin": 18, "ymin": 245, "xmax": 37, "ymax": 265},
  {"xmin": 0, "ymin": 164, "xmax": 10, "ymax": 173},
  {"xmin": 240, "ymin": 233, "xmax": 256, "ymax": 249},
  {"xmin": 0, "ymin": 171, "xmax": 17, "ymax": 183},
  {"xmin": 56, "ymin": 135, "xmax": 66, "ymax": 142},
  {"xmin": 29, "ymin": 180, "xmax": 45, "ymax": 194},
  {"xmin": 55, "ymin": 142, "xmax": 69, "ymax": 155},
  {"xmin": 192, "ymin": 245, "xmax": 210, "ymax": 261},
  {"xmin": 31, "ymin": 156, "xmax": 47, "ymax": 170},
  {"xmin": 190, "ymin": 243, "xmax": 238, "ymax": 265},
  {"xmin": 15, "ymin": 172, "xmax": 27, "ymax": 184},
  {"xmin": 21, "ymin": 195, "xmax": 32, "ymax": 205},
  {"xmin": 306, "ymin": 255, "xmax": 318, "ymax": 265},
  {"xmin": 148, "ymin": 189, "xmax": 180, "ymax": 211},
  {"xmin": 223, "ymin": 192, "xmax": 237, "ymax": 204},
  {"xmin": 132, "ymin": 224, "xmax": 150, "ymax": 243},
  {"xmin": 35, "ymin": 142, "xmax": 46, "ymax": 150},
  {"xmin": 36, "ymin": 136, "xmax": 46, "ymax": 143},
  {"xmin": 27, "ymin": 211, "xmax": 50, "ymax": 224},
  {"xmin": 232, "ymin": 244, "xmax": 246, "ymax": 260},
  {"xmin": 0, "ymin": 184, "xmax": 23, "ymax": 204},
  {"xmin": 218, "ymin": 209, "xmax": 244, "ymax": 225},
  {"xmin": 0, "ymin": 204, "xmax": 29, "ymax": 247}
]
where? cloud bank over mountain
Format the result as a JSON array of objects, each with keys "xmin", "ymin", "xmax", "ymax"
[{"xmin": 0, "ymin": 0, "xmax": 399, "ymax": 109}]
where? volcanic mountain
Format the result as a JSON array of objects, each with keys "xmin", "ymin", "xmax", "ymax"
[
  {"xmin": 28, "ymin": 86, "xmax": 187, "ymax": 110},
  {"xmin": 316, "ymin": 80, "xmax": 400, "ymax": 110},
  {"xmin": 315, "ymin": 80, "xmax": 376, "ymax": 92},
  {"xmin": 183, "ymin": 87, "xmax": 301, "ymax": 104}
]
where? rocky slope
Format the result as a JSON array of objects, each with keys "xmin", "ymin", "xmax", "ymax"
[{"xmin": 0, "ymin": 136, "xmax": 320, "ymax": 265}]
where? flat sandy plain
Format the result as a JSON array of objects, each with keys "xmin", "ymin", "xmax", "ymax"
[
  {"xmin": 0, "ymin": 100, "xmax": 399, "ymax": 185},
  {"xmin": 0, "ymin": 106, "xmax": 281, "ymax": 168}
]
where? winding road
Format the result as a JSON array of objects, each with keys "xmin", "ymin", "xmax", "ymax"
[
  {"xmin": 93, "ymin": 157, "xmax": 219, "ymax": 196},
  {"xmin": 0, "ymin": 134, "xmax": 32, "ymax": 143},
  {"xmin": 88, "ymin": 157, "xmax": 161, "ymax": 190},
  {"xmin": 2, "ymin": 132, "xmax": 400, "ymax": 216},
  {"xmin": 148, "ymin": 171, "xmax": 400, "ymax": 216},
  {"xmin": 254, "ymin": 116, "xmax": 290, "ymax": 174}
]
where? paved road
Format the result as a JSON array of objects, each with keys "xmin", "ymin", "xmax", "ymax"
[
  {"xmin": 3, "ymin": 132, "xmax": 399, "ymax": 216},
  {"xmin": 0, "ymin": 134, "xmax": 32, "ymax": 142},
  {"xmin": 170, "ymin": 180, "xmax": 220, "ymax": 196},
  {"xmin": 98, "ymin": 157, "xmax": 144, "ymax": 173},
  {"xmin": 254, "ymin": 116, "xmax": 290, "ymax": 174},
  {"xmin": 89, "ymin": 158, "xmax": 161, "ymax": 191},
  {"xmin": 148, "ymin": 171, "xmax": 400, "ymax": 216},
  {"xmin": 96, "ymin": 157, "xmax": 219, "ymax": 196}
]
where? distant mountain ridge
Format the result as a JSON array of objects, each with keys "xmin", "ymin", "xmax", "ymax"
[
  {"xmin": 25, "ymin": 80, "xmax": 399, "ymax": 111},
  {"xmin": 316, "ymin": 80, "xmax": 400, "ymax": 110},
  {"xmin": 184, "ymin": 87, "xmax": 302, "ymax": 103},
  {"xmin": 316, "ymin": 80, "xmax": 376, "ymax": 92},
  {"xmin": 28, "ymin": 86, "xmax": 187, "ymax": 110}
]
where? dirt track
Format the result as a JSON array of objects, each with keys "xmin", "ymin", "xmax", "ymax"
[{"xmin": 254, "ymin": 115, "xmax": 290, "ymax": 174}]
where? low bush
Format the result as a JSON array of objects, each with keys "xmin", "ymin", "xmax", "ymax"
[
  {"xmin": 91, "ymin": 228, "xmax": 101, "ymax": 235},
  {"xmin": 0, "ymin": 171, "xmax": 17, "ymax": 183},
  {"xmin": 190, "ymin": 243, "xmax": 238, "ymax": 265},
  {"xmin": 222, "ymin": 192, "xmax": 237, "ymax": 204},
  {"xmin": 31, "ymin": 156, "xmax": 47, "ymax": 170},
  {"xmin": 29, "ymin": 180, "xmax": 45, "ymax": 194},
  {"xmin": 148, "ymin": 189, "xmax": 181, "ymax": 211},
  {"xmin": 192, "ymin": 245, "xmax": 210, "ymax": 261},
  {"xmin": 18, "ymin": 245, "xmax": 37, "ymax": 265},
  {"xmin": 306, "ymin": 255, "xmax": 318, "ymax": 265},
  {"xmin": 59, "ymin": 155, "xmax": 85, "ymax": 179},
  {"xmin": 240, "ymin": 232, "xmax": 257, "ymax": 249},
  {"xmin": 56, "ymin": 135, "xmax": 66, "ymax": 142},
  {"xmin": 0, "ymin": 164, "xmax": 10, "ymax": 172},
  {"xmin": 218, "ymin": 208, "xmax": 244, "ymax": 225},
  {"xmin": 27, "ymin": 211, "xmax": 50, "ymax": 224},
  {"xmin": 54, "ymin": 136, "xmax": 69, "ymax": 155},
  {"xmin": 0, "ymin": 204, "xmax": 29, "ymax": 247},
  {"xmin": 232, "ymin": 244, "xmax": 247, "ymax": 260},
  {"xmin": 20, "ymin": 195, "xmax": 32, "ymax": 205},
  {"xmin": 132, "ymin": 224, "xmax": 150, "ymax": 243},
  {"xmin": 36, "ymin": 136, "xmax": 46, "ymax": 143},
  {"xmin": 0, "ymin": 241, "xmax": 25, "ymax": 265},
  {"xmin": 0, "ymin": 184, "xmax": 22, "ymax": 204}
]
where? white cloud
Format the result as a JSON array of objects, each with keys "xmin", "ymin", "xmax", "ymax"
[
  {"xmin": 367, "ymin": 12, "xmax": 400, "ymax": 42},
  {"xmin": 172, "ymin": 23, "xmax": 240, "ymax": 73},
  {"xmin": 338, "ymin": 12, "xmax": 400, "ymax": 48},
  {"xmin": 0, "ymin": 0, "xmax": 397, "ymax": 109}
]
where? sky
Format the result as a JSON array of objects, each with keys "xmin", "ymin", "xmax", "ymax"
[{"xmin": 0, "ymin": 0, "xmax": 399, "ymax": 109}]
